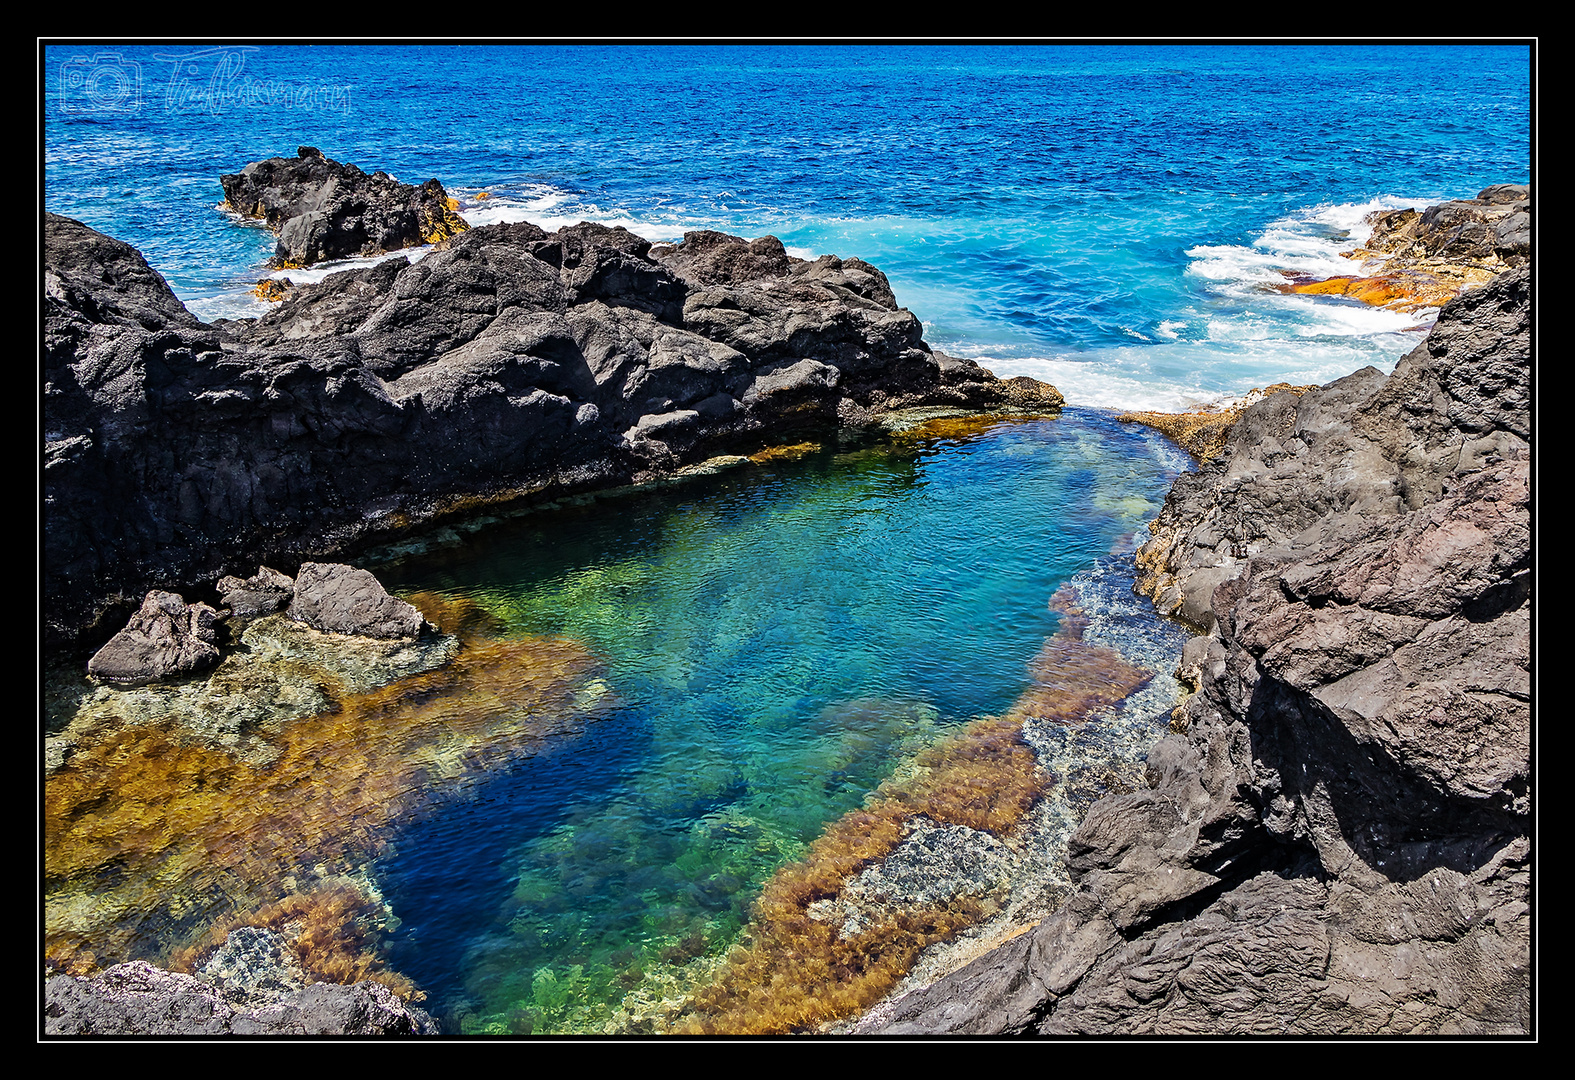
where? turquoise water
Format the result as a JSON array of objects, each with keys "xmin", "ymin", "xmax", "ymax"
[{"xmin": 369, "ymin": 412, "xmax": 1188, "ymax": 1031}]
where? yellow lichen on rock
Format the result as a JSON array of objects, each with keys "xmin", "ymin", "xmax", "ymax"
[
  {"xmin": 252, "ymin": 278, "xmax": 291, "ymax": 302},
  {"xmin": 747, "ymin": 442, "xmax": 822, "ymax": 464}
]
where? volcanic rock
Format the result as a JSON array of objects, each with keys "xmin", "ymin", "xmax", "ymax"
[
  {"xmin": 86, "ymin": 590, "xmax": 221, "ymax": 685},
  {"xmin": 287, "ymin": 562, "xmax": 426, "ymax": 639},
  {"xmin": 866, "ymin": 266, "xmax": 1532, "ymax": 1036},
  {"xmin": 220, "ymin": 146, "xmax": 468, "ymax": 267},
  {"xmin": 216, "ymin": 565, "xmax": 295, "ymax": 621},
  {"xmin": 44, "ymin": 198, "xmax": 1056, "ymax": 647}
]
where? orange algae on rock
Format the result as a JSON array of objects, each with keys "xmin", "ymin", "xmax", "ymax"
[
  {"xmin": 676, "ymin": 588, "xmax": 1152, "ymax": 1034},
  {"xmin": 1275, "ymin": 272, "xmax": 1471, "ymax": 312},
  {"xmin": 43, "ymin": 604, "xmax": 609, "ymax": 974}
]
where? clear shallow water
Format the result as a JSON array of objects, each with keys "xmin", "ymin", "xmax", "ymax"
[
  {"xmin": 44, "ymin": 43, "xmax": 1529, "ymax": 410},
  {"xmin": 367, "ymin": 413, "xmax": 1188, "ymax": 1031}
]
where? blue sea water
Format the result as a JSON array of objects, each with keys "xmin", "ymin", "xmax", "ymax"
[
  {"xmin": 45, "ymin": 43, "xmax": 1530, "ymax": 410},
  {"xmin": 41, "ymin": 43, "xmax": 1532, "ymax": 1033}
]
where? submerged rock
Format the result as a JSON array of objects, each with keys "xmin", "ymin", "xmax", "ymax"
[
  {"xmin": 43, "ymin": 959, "xmax": 438, "ymax": 1036},
  {"xmin": 86, "ymin": 590, "xmax": 221, "ymax": 686}
]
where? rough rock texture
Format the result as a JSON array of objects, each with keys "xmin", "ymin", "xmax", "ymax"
[
  {"xmin": 43, "ymin": 958, "xmax": 438, "ymax": 1036},
  {"xmin": 866, "ymin": 267, "xmax": 1531, "ymax": 1036},
  {"xmin": 220, "ymin": 146, "xmax": 468, "ymax": 267},
  {"xmin": 44, "ymin": 207, "xmax": 1057, "ymax": 648},
  {"xmin": 216, "ymin": 565, "xmax": 295, "ymax": 622},
  {"xmin": 1364, "ymin": 184, "xmax": 1530, "ymax": 268},
  {"xmin": 85, "ymin": 590, "xmax": 221, "ymax": 685},
  {"xmin": 287, "ymin": 562, "xmax": 425, "ymax": 639}
]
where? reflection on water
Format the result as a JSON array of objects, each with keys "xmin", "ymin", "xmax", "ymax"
[{"xmin": 43, "ymin": 409, "xmax": 1190, "ymax": 1034}]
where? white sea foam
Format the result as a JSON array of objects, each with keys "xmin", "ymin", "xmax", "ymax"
[
  {"xmin": 1186, "ymin": 194, "xmax": 1431, "ymax": 290},
  {"xmin": 448, "ymin": 185, "xmax": 712, "ymax": 244}
]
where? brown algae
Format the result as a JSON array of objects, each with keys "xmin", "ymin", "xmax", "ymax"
[
  {"xmin": 43, "ymin": 593, "xmax": 612, "ymax": 979},
  {"xmin": 673, "ymin": 587, "xmax": 1154, "ymax": 1034}
]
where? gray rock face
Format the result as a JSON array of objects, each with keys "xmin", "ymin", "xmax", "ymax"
[
  {"xmin": 867, "ymin": 267, "xmax": 1531, "ymax": 1036},
  {"xmin": 44, "ymin": 200, "xmax": 1057, "ymax": 647},
  {"xmin": 43, "ymin": 960, "xmax": 438, "ymax": 1036},
  {"xmin": 86, "ymin": 590, "xmax": 221, "ymax": 685},
  {"xmin": 287, "ymin": 562, "xmax": 426, "ymax": 639},
  {"xmin": 1365, "ymin": 184, "xmax": 1531, "ymax": 267}
]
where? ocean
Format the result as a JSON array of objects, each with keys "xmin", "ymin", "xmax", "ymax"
[
  {"xmin": 45, "ymin": 43, "xmax": 1529, "ymax": 411},
  {"xmin": 42, "ymin": 42, "xmax": 1532, "ymax": 1034}
]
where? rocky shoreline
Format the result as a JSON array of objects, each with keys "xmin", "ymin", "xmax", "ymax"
[
  {"xmin": 44, "ymin": 164, "xmax": 1531, "ymax": 1036},
  {"xmin": 857, "ymin": 263, "xmax": 1532, "ymax": 1035},
  {"xmin": 46, "ymin": 152, "xmax": 1061, "ymax": 651}
]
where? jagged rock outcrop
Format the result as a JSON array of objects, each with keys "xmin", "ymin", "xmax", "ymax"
[
  {"xmin": 85, "ymin": 590, "xmax": 221, "ymax": 685},
  {"xmin": 220, "ymin": 146, "xmax": 468, "ymax": 267},
  {"xmin": 1364, "ymin": 184, "xmax": 1530, "ymax": 268},
  {"xmin": 1280, "ymin": 185, "xmax": 1531, "ymax": 312},
  {"xmin": 44, "ymin": 205, "xmax": 1057, "ymax": 649},
  {"xmin": 865, "ymin": 267, "xmax": 1531, "ymax": 1035}
]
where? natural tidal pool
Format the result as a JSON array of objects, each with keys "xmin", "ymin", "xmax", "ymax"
[{"xmin": 44, "ymin": 408, "xmax": 1193, "ymax": 1034}]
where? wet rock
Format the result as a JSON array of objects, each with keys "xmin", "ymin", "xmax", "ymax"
[
  {"xmin": 43, "ymin": 960, "xmax": 438, "ymax": 1036},
  {"xmin": 1277, "ymin": 187, "xmax": 1532, "ymax": 314},
  {"xmin": 220, "ymin": 146, "xmax": 468, "ymax": 267},
  {"xmin": 86, "ymin": 590, "xmax": 221, "ymax": 686},
  {"xmin": 287, "ymin": 563, "xmax": 426, "ymax": 639}
]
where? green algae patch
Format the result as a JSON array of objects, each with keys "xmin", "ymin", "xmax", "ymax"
[{"xmin": 43, "ymin": 595, "xmax": 612, "ymax": 979}]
